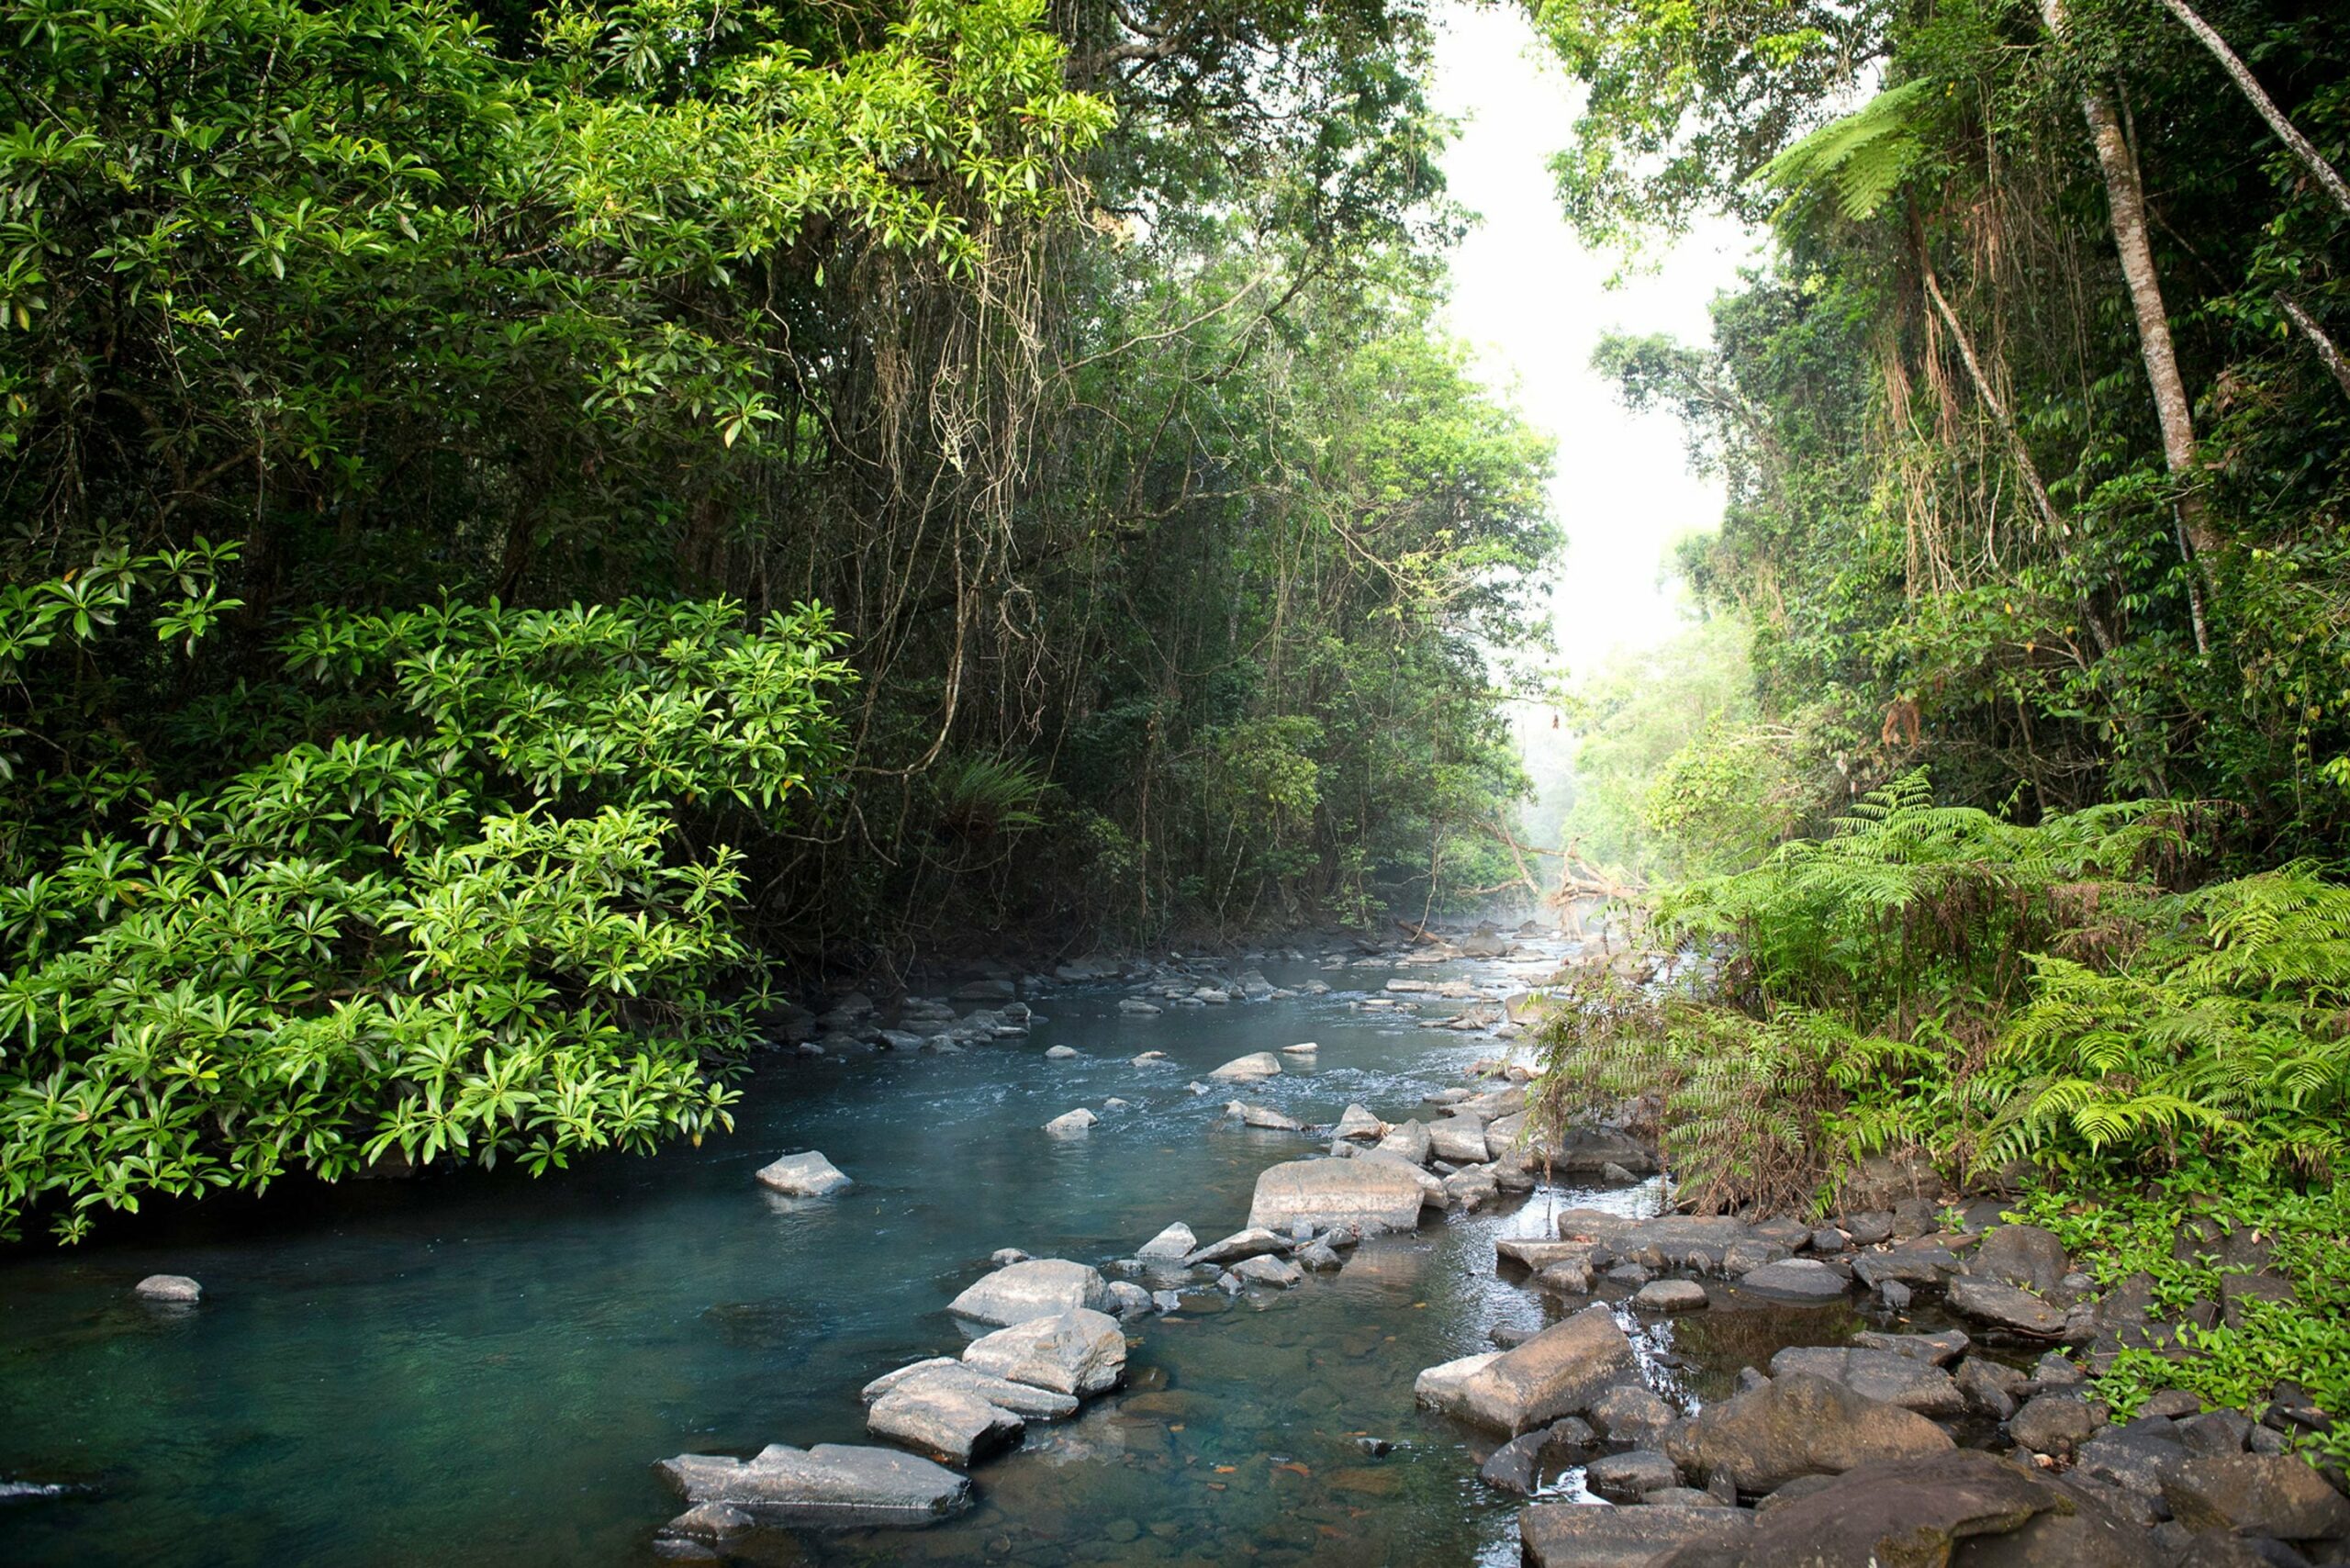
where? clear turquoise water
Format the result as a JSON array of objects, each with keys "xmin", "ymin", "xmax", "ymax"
[{"xmin": 4, "ymin": 961, "xmax": 1648, "ymax": 1567}]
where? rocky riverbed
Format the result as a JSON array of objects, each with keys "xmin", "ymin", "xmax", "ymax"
[{"xmin": 4, "ymin": 921, "xmax": 2341, "ymax": 1567}]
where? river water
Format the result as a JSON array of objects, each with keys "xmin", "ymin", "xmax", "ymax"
[{"xmin": 0, "ymin": 946, "xmax": 1839, "ymax": 1567}]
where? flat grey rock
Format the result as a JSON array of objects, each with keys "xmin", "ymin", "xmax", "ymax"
[
  {"xmin": 1737, "ymin": 1259, "xmax": 1850, "ymax": 1299},
  {"xmin": 961, "ymin": 1307, "xmax": 1125, "ymax": 1396},
  {"xmin": 1248, "ymin": 1158, "xmax": 1427, "ymax": 1235},
  {"xmin": 1135, "ymin": 1223, "xmax": 1195, "ymax": 1261},
  {"xmin": 1206, "ymin": 1051, "xmax": 1281, "ymax": 1081},
  {"xmin": 946, "ymin": 1260, "xmax": 1108, "ymax": 1326},
  {"xmin": 1519, "ymin": 1503, "xmax": 1752, "ymax": 1567},
  {"xmin": 1767, "ymin": 1346, "xmax": 1964, "ymax": 1417},
  {"xmin": 1947, "ymin": 1276, "xmax": 2066, "ymax": 1337},
  {"xmin": 859, "ymin": 1358, "xmax": 1078, "ymax": 1420},
  {"xmin": 866, "ymin": 1377, "xmax": 1024, "ymax": 1466},
  {"xmin": 655, "ymin": 1442, "xmax": 971, "ymax": 1526}
]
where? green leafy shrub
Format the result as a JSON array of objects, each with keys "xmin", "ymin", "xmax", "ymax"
[
  {"xmin": 0, "ymin": 581, "xmax": 849, "ymax": 1242},
  {"xmin": 1534, "ymin": 772, "xmax": 2348, "ymax": 1212}
]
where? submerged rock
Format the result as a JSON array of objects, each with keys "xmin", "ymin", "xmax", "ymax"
[
  {"xmin": 655, "ymin": 1442, "xmax": 971, "ymax": 1526},
  {"xmin": 1248, "ymin": 1157, "xmax": 1428, "ymax": 1235},
  {"xmin": 1041, "ymin": 1108, "xmax": 1097, "ymax": 1137},
  {"xmin": 946, "ymin": 1260, "xmax": 1109, "ymax": 1326},
  {"xmin": 754, "ymin": 1151, "xmax": 852, "ymax": 1197}
]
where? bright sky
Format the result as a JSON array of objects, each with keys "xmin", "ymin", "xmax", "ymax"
[{"xmin": 1428, "ymin": 2, "xmax": 1761, "ymax": 678}]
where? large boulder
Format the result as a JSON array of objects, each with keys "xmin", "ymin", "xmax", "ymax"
[
  {"xmin": 946, "ymin": 1259, "xmax": 1108, "ymax": 1326},
  {"xmin": 1663, "ymin": 1371, "xmax": 1954, "ymax": 1495},
  {"xmin": 960, "ymin": 1307, "xmax": 1126, "ymax": 1396},
  {"xmin": 1972, "ymin": 1223, "xmax": 2071, "ymax": 1296},
  {"xmin": 1427, "ymin": 1116, "xmax": 1491, "ymax": 1164},
  {"xmin": 1519, "ymin": 1504, "xmax": 1753, "ymax": 1567},
  {"xmin": 2161, "ymin": 1454, "xmax": 2350, "ymax": 1540},
  {"xmin": 866, "ymin": 1376, "xmax": 1025, "ymax": 1466},
  {"xmin": 1376, "ymin": 1119, "xmax": 1434, "ymax": 1166},
  {"xmin": 1768, "ymin": 1347, "xmax": 1965, "ymax": 1417},
  {"xmin": 1248, "ymin": 1158, "xmax": 1427, "ymax": 1236},
  {"xmin": 1414, "ymin": 1302, "xmax": 1638, "ymax": 1436},
  {"xmin": 1207, "ymin": 1051, "xmax": 1281, "ymax": 1081},
  {"xmin": 655, "ymin": 1443, "xmax": 971, "ymax": 1526},
  {"xmin": 1947, "ymin": 1277, "xmax": 2066, "ymax": 1337},
  {"xmin": 1655, "ymin": 1449, "xmax": 2165, "ymax": 1568},
  {"xmin": 755, "ymin": 1151, "xmax": 852, "ymax": 1196}
]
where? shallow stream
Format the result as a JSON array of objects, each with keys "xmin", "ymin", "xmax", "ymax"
[{"xmin": 0, "ymin": 947, "xmax": 1865, "ymax": 1567}]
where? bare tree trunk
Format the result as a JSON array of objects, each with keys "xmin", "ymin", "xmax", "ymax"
[
  {"xmin": 1912, "ymin": 218, "xmax": 2067, "ymax": 542},
  {"xmin": 2038, "ymin": 0, "xmax": 2213, "ymax": 653},
  {"xmin": 2277, "ymin": 292, "xmax": 2350, "ymax": 402},
  {"xmin": 2158, "ymin": 0, "xmax": 2350, "ymax": 222},
  {"xmin": 1909, "ymin": 206, "xmax": 2130, "ymax": 660}
]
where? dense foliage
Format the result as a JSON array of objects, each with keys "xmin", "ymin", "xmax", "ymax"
[
  {"xmin": 0, "ymin": 1, "xmax": 1557, "ymax": 1234},
  {"xmin": 1553, "ymin": 0, "xmax": 2350, "ymax": 850}
]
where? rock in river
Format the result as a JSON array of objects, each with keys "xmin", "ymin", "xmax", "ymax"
[
  {"xmin": 1662, "ymin": 1371, "xmax": 1953, "ymax": 1495},
  {"xmin": 1736, "ymin": 1258, "xmax": 1849, "ymax": 1300},
  {"xmin": 1634, "ymin": 1279, "xmax": 1710, "ymax": 1315},
  {"xmin": 754, "ymin": 1151, "xmax": 853, "ymax": 1197},
  {"xmin": 1332, "ymin": 1103, "xmax": 1385, "ymax": 1141},
  {"xmin": 133, "ymin": 1273, "xmax": 202, "ymax": 1304},
  {"xmin": 866, "ymin": 1376, "xmax": 1025, "ymax": 1466},
  {"xmin": 946, "ymin": 1259, "xmax": 1109, "ymax": 1326},
  {"xmin": 1945, "ymin": 1276, "xmax": 2066, "ymax": 1337},
  {"xmin": 1135, "ymin": 1222, "xmax": 1195, "ymax": 1261},
  {"xmin": 861, "ymin": 1358, "xmax": 1078, "ymax": 1420},
  {"xmin": 655, "ymin": 1442, "xmax": 971, "ymax": 1526},
  {"xmin": 1206, "ymin": 1051, "xmax": 1281, "ymax": 1081},
  {"xmin": 1232, "ymin": 1254, "xmax": 1304, "ymax": 1289},
  {"xmin": 1767, "ymin": 1347, "xmax": 1964, "ymax": 1417},
  {"xmin": 961, "ymin": 1307, "xmax": 1126, "ymax": 1397},
  {"xmin": 1660, "ymin": 1449, "xmax": 2164, "ymax": 1568},
  {"xmin": 1041, "ymin": 1107, "xmax": 1096, "ymax": 1137},
  {"xmin": 1225, "ymin": 1102, "xmax": 1302, "ymax": 1131},
  {"xmin": 1427, "ymin": 1116, "xmax": 1490, "ymax": 1164},
  {"xmin": 1248, "ymin": 1157, "xmax": 1427, "ymax": 1236},
  {"xmin": 1183, "ymin": 1226, "xmax": 1288, "ymax": 1266},
  {"xmin": 1414, "ymin": 1302, "xmax": 1639, "ymax": 1436},
  {"xmin": 1519, "ymin": 1504, "xmax": 1751, "ymax": 1568}
]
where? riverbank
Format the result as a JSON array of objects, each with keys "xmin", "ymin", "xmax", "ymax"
[{"xmin": 6, "ymin": 924, "xmax": 2341, "ymax": 1568}]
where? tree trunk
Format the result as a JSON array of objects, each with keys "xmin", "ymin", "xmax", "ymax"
[
  {"xmin": 2158, "ymin": 0, "xmax": 2350, "ymax": 222},
  {"xmin": 2277, "ymin": 292, "xmax": 2350, "ymax": 402},
  {"xmin": 2037, "ymin": 0, "xmax": 2213, "ymax": 652}
]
